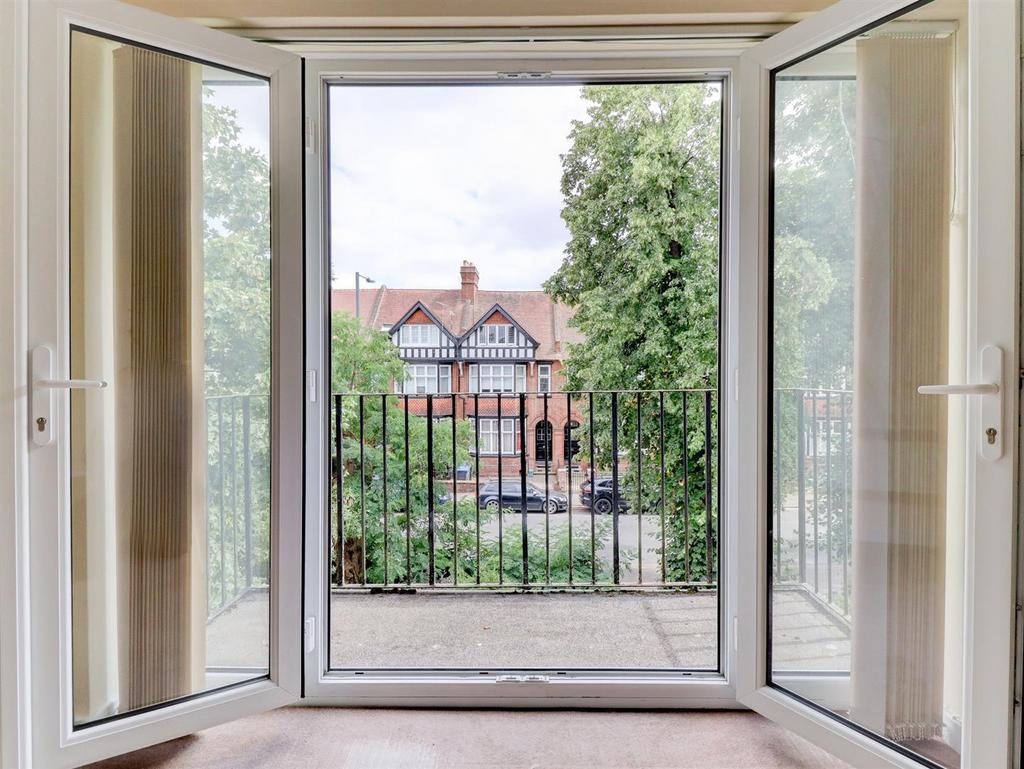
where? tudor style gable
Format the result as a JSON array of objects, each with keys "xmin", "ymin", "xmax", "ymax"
[
  {"xmin": 388, "ymin": 301, "xmax": 458, "ymax": 360},
  {"xmin": 460, "ymin": 304, "xmax": 539, "ymax": 361}
]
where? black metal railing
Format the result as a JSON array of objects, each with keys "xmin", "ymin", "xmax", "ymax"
[
  {"xmin": 206, "ymin": 393, "xmax": 269, "ymax": 620},
  {"xmin": 330, "ymin": 389, "xmax": 718, "ymax": 591},
  {"xmin": 772, "ymin": 388, "xmax": 853, "ymax": 621}
]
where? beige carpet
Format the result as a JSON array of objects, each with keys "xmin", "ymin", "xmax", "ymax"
[{"xmin": 86, "ymin": 707, "xmax": 852, "ymax": 769}]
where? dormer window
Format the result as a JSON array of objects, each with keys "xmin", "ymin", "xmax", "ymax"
[
  {"xmin": 400, "ymin": 324, "xmax": 440, "ymax": 347},
  {"xmin": 480, "ymin": 323, "xmax": 515, "ymax": 346}
]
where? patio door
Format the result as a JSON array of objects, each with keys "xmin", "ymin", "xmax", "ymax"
[
  {"xmin": 20, "ymin": 1, "xmax": 303, "ymax": 766},
  {"xmin": 736, "ymin": 1, "xmax": 1018, "ymax": 768}
]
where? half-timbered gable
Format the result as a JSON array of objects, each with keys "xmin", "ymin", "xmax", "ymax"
[
  {"xmin": 388, "ymin": 301, "xmax": 458, "ymax": 361},
  {"xmin": 459, "ymin": 304, "xmax": 539, "ymax": 362}
]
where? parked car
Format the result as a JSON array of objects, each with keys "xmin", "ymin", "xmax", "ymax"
[
  {"xmin": 477, "ymin": 482, "xmax": 568, "ymax": 514},
  {"xmin": 579, "ymin": 478, "xmax": 631, "ymax": 514}
]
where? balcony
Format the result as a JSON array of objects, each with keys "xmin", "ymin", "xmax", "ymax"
[{"xmin": 204, "ymin": 389, "xmax": 852, "ymax": 674}]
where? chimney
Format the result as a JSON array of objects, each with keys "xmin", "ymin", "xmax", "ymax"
[{"xmin": 460, "ymin": 261, "xmax": 479, "ymax": 301}]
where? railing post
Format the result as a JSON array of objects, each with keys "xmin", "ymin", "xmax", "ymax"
[
  {"xmin": 382, "ymin": 394, "xmax": 389, "ymax": 586},
  {"xmin": 773, "ymin": 390, "xmax": 781, "ymax": 580},
  {"xmin": 810, "ymin": 391, "xmax": 819, "ymax": 594},
  {"xmin": 703, "ymin": 389, "xmax": 714, "ymax": 585},
  {"xmin": 659, "ymin": 391, "xmax": 667, "ymax": 584},
  {"xmin": 589, "ymin": 392, "xmax": 596, "ymax": 585},
  {"xmin": 217, "ymin": 398, "xmax": 226, "ymax": 609},
  {"xmin": 452, "ymin": 393, "xmax": 458, "ymax": 586},
  {"xmin": 497, "ymin": 393, "xmax": 503, "ymax": 585},
  {"xmin": 242, "ymin": 396, "xmax": 253, "ymax": 589},
  {"xmin": 682, "ymin": 391, "xmax": 690, "ymax": 584},
  {"xmin": 520, "ymin": 392, "xmax": 529, "ymax": 586},
  {"xmin": 342, "ymin": 397, "xmax": 350, "ymax": 589},
  {"xmin": 543, "ymin": 392, "xmax": 550, "ymax": 585},
  {"xmin": 796, "ymin": 390, "xmax": 806, "ymax": 585},
  {"xmin": 825, "ymin": 391, "xmax": 833, "ymax": 604},
  {"xmin": 611, "ymin": 391, "xmax": 620, "ymax": 585},
  {"xmin": 474, "ymin": 393, "xmax": 480, "ymax": 585},
  {"xmin": 636, "ymin": 392, "xmax": 643, "ymax": 585},
  {"xmin": 404, "ymin": 397, "xmax": 411, "ymax": 585},
  {"xmin": 426, "ymin": 395, "xmax": 435, "ymax": 586},
  {"xmin": 841, "ymin": 392, "xmax": 850, "ymax": 612},
  {"xmin": 359, "ymin": 394, "xmax": 367, "ymax": 585},
  {"xmin": 230, "ymin": 397, "xmax": 239, "ymax": 597},
  {"xmin": 566, "ymin": 392, "xmax": 573, "ymax": 586}
]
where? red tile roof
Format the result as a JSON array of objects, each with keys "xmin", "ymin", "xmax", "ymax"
[{"xmin": 331, "ymin": 269, "xmax": 584, "ymax": 361}]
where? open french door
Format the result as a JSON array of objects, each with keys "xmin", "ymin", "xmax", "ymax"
[
  {"xmin": 735, "ymin": 1, "xmax": 1018, "ymax": 768},
  {"xmin": 20, "ymin": 1, "xmax": 303, "ymax": 766}
]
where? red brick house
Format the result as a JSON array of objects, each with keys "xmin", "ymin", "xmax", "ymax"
[{"xmin": 331, "ymin": 262, "xmax": 585, "ymax": 486}]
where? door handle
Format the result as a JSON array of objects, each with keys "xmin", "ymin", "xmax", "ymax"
[
  {"xmin": 916, "ymin": 383, "xmax": 998, "ymax": 396},
  {"xmin": 34, "ymin": 378, "xmax": 108, "ymax": 390},
  {"xmin": 30, "ymin": 346, "xmax": 109, "ymax": 448},
  {"xmin": 916, "ymin": 345, "xmax": 1003, "ymax": 461}
]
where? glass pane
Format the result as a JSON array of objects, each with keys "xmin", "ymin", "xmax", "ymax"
[
  {"xmin": 769, "ymin": 3, "xmax": 966, "ymax": 767},
  {"xmin": 327, "ymin": 82, "xmax": 721, "ymax": 672},
  {"xmin": 69, "ymin": 29, "xmax": 271, "ymax": 726}
]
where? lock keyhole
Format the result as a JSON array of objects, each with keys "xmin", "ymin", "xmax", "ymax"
[
  {"xmin": 986, "ymin": 427, "xmax": 997, "ymax": 445},
  {"xmin": 36, "ymin": 416, "xmax": 47, "ymax": 432}
]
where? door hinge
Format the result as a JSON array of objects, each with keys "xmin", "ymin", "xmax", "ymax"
[
  {"xmin": 304, "ymin": 616, "xmax": 316, "ymax": 653},
  {"xmin": 304, "ymin": 116, "xmax": 317, "ymax": 154},
  {"xmin": 306, "ymin": 370, "xmax": 318, "ymax": 402}
]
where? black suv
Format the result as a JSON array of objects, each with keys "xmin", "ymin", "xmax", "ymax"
[
  {"xmin": 579, "ymin": 478, "xmax": 631, "ymax": 514},
  {"xmin": 477, "ymin": 482, "xmax": 568, "ymax": 514}
]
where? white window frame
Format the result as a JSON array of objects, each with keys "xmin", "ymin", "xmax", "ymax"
[
  {"xmin": 475, "ymin": 363, "xmax": 516, "ymax": 393},
  {"xmin": 733, "ymin": 3, "xmax": 1019, "ymax": 768},
  {"xmin": 7, "ymin": 2, "xmax": 303, "ymax": 766},
  {"xmin": 476, "ymin": 417, "xmax": 517, "ymax": 455},
  {"xmin": 399, "ymin": 363, "xmax": 451, "ymax": 394},
  {"xmin": 538, "ymin": 364, "xmax": 552, "ymax": 393},
  {"xmin": 479, "ymin": 323, "xmax": 516, "ymax": 346},
  {"xmin": 400, "ymin": 324, "xmax": 440, "ymax": 347},
  {"xmin": 300, "ymin": 45, "xmax": 736, "ymax": 713}
]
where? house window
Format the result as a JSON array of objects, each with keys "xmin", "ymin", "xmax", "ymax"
[
  {"xmin": 471, "ymin": 363, "xmax": 526, "ymax": 393},
  {"xmin": 478, "ymin": 418, "xmax": 516, "ymax": 454},
  {"xmin": 400, "ymin": 363, "xmax": 451, "ymax": 394},
  {"xmin": 400, "ymin": 324, "xmax": 440, "ymax": 347},
  {"xmin": 480, "ymin": 323, "xmax": 516, "ymax": 346},
  {"xmin": 538, "ymin": 364, "xmax": 551, "ymax": 393}
]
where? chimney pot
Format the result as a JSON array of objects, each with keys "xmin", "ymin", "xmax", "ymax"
[{"xmin": 460, "ymin": 261, "xmax": 479, "ymax": 301}]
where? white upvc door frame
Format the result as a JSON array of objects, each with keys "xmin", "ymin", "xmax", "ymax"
[
  {"xmin": 13, "ymin": 2, "xmax": 305, "ymax": 766},
  {"xmin": 300, "ymin": 51, "xmax": 746, "ymax": 707},
  {"xmin": 734, "ymin": 2, "xmax": 1020, "ymax": 768}
]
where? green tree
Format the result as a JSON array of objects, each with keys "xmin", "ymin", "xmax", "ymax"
[
  {"xmin": 201, "ymin": 90, "xmax": 274, "ymax": 604},
  {"xmin": 546, "ymin": 83, "xmax": 723, "ymax": 584},
  {"xmin": 774, "ymin": 78, "xmax": 855, "ymax": 389}
]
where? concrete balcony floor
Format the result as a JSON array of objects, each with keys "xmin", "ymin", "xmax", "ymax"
[{"xmin": 207, "ymin": 586, "xmax": 849, "ymax": 672}]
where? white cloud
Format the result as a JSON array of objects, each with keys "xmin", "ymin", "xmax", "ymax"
[{"xmin": 328, "ymin": 85, "xmax": 589, "ymax": 292}]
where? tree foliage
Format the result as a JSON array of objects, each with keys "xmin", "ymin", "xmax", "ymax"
[{"xmin": 546, "ymin": 84, "xmax": 724, "ymax": 584}]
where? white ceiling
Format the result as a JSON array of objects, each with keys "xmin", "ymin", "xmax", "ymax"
[{"xmin": 122, "ymin": 0, "xmax": 833, "ymax": 29}]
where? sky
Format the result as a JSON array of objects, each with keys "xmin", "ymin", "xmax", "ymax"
[{"xmin": 328, "ymin": 85, "xmax": 590, "ymax": 293}]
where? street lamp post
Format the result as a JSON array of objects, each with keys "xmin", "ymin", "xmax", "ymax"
[{"xmin": 355, "ymin": 271, "xmax": 375, "ymax": 321}]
